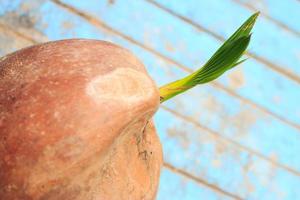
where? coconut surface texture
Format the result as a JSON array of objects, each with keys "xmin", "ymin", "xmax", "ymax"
[{"xmin": 0, "ymin": 39, "xmax": 163, "ymax": 200}]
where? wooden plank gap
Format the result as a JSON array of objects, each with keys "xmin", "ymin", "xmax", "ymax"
[
  {"xmin": 211, "ymin": 82, "xmax": 300, "ymax": 131},
  {"xmin": 163, "ymin": 162, "xmax": 243, "ymax": 200},
  {"xmin": 0, "ymin": 22, "xmax": 38, "ymax": 44}
]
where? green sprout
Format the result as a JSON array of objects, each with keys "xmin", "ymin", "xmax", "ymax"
[{"xmin": 159, "ymin": 12, "xmax": 259, "ymax": 103}]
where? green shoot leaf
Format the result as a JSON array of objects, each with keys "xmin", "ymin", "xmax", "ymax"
[{"xmin": 159, "ymin": 12, "xmax": 259, "ymax": 103}]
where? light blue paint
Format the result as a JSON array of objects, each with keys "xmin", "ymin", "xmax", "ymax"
[
  {"xmin": 219, "ymin": 59, "xmax": 300, "ymax": 126},
  {"xmin": 0, "ymin": 0, "xmax": 22, "ymax": 15},
  {"xmin": 154, "ymin": 109, "xmax": 300, "ymax": 199},
  {"xmin": 164, "ymin": 83, "xmax": 300, "ymax": 172}
]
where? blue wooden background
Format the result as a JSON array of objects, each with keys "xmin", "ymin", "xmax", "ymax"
[{"xmin": 0, "ymin": 0, "xmax": 300, "ymax": 199}]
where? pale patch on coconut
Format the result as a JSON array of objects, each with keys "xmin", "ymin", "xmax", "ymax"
[{"xmin": 86, "ymin": 67, "xmax": 153, "ymax": 105}]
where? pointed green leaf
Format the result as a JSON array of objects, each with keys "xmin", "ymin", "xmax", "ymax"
[{"xmin": 159, "ymin": 13, "xmax": 259, "ymax": 103}]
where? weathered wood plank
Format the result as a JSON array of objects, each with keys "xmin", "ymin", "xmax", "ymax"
[
  {"xmin": 57, "ymin": 0, "xmax": 300, "ymax": 130},
  {"xmin": 234, "ymin": 0, "xmax": 300, "ymax": 36},
  {"xmin": 1, "ymin": 1, "xmax": 300, "ymax": 199},
  {"xmin": 155, "ymin": 109, "xmax": 300, "ymax": 200},
  {"xmin": 163, "ymin": 85, "xmax": 300, "ymax": 173},
  {"xmin": 158, "ymin": 167, "xmax": 235, "ymax": 200}
]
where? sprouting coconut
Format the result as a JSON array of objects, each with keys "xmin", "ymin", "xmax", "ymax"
[{"xmin": 0, "ymin": 13, "xmax": 258, "ymax": 200}]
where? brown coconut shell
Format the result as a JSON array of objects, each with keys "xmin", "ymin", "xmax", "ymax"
[{"xmin": 0, "ymin": 39, "xmax": 163, "ymax": 200}]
